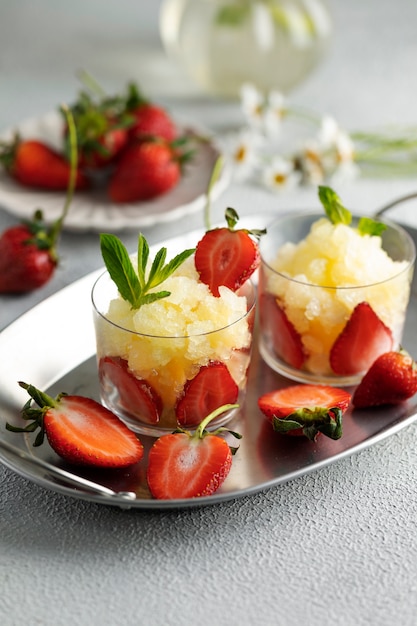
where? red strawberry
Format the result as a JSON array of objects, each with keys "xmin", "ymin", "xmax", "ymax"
[
  {"xmin": 108, "ymin": 139, "xmax": 182, "ymax": 203},
  {"xmin": 65, "ymin": 88, "xmax": 131, "ymax": 169},
  {"xmin": 329, "ymin": 302, "xmax": 393, "ymax": 376},
  {"xmin": 6, "ymin": 382, "xmax": 144, "ymax": 468},
  {"xmin": 129, "ymin": 103, "xmax": 177, "ymax": 142},
  {"xmin": 124, "ymin": 82, "xmax": 177, "ymax": 142},
  {"xmin": 0, "ymin": 215, "xmax": 57, "ymax": 293},
  {"xmin": 99, "ymin": 356, "xmax": 162, "ymax": 424},
  {"xmin": 352, "ymin": 349, "xmax": 417, "ymax": 408},
  {"xmin": 0, "ymin": 108, "xmax": 79, "ymax": 293},
  {"xmin": 147, "ymin": 406, "xmax": 241, "ymax": 499},
  {"xmin": 195, "ymin": 208, "xmax": 265, "ymax": 297},
  {"xmin": 259, "ymin": 293, "xmax": 305, "ymax": 369},
  {"xmin": 258, "ymin": 384, "xmax": 351, "ymax": 440},
  {"xmin": 175, "ymin": 362, "xmax": 239, "ymax": 427},
  {"xmin": 0, "ymin": 137, "xmax": 88, "ymax": 190}
]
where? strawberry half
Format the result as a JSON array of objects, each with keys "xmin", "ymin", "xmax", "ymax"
[
  {"xmin": 7, "ymin": 382, "xmax": 144, "ymax": 468},
  {"xmin": 175, "ymin": 361, "xmax": 239, "ymax": 427},
  {"xmin": 258, "ymin": 384, "xmax": 351, "ymax": 440},
  {"xmin": 259, "ymin": 293, "xmax": 305, "ymax": 369},
  {"xmin": 147, "ymin": 405, "xmax": 241, "ymax": 499},
  {"xmin": 352, "ymin": 349, "xmax": 417, "ymax": 408},
  {"xmin": 195, "ymin": 208, "xmax": 264, "ymax": 297},
  {"xmin": 99, "ymin": 356, "xmax": 162, "ymax": 424},
  {"xmin": 329, "ymin": 302, "xmax": 393, "ymax": 376}
]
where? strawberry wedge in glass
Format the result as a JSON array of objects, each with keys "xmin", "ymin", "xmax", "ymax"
[
  {"xmin": 92, "ymin": 209, "xmax": 261, "ymax": 436},
  {"xmin": 258, "ymin": 187, "xmax": 416, "ymax": 386}
]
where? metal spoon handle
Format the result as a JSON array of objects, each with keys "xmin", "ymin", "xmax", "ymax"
[{"xmin": 0, "ymin": 438, "xmax": 136, "ymax": 501}]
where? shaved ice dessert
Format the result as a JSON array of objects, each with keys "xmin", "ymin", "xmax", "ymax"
[{"xmin": 258, "ymin": 187, "xmax": 415, "ymax": 385}]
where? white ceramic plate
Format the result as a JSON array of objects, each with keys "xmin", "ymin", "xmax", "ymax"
[
  {"xmin": 0, "ymin": 111, "xmax": 230, "ymax": 232},
  {"xmin": 1, "ymin": 217, "xmax": 417, "ymax": 510}
]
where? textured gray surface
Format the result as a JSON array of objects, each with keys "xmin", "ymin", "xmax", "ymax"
[{"xmin": 1, "ymin": 2, "xmax": 417, "ymax": 625}]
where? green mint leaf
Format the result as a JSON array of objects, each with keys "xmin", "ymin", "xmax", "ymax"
[
  {"xmin": 101, "ymin": 232, "xmax": 196, "ymax": 310},
  {"xmin": 136, "ymin": 291, "xmax": 171, "ymax": 308},
  {"xmin": 156, "ymin": 249, "xmax": 195, "ymax": 284},
  {"xmin": 146, "ymin": 247, "xmax": 168, "ymax": 289},
  {"xmin": 215, "ymin": 5, "xmax": 250, "ymax": 26},
  {"xmin": 137, "ymin": 234, "xmax": 149, "ymax": 289},
  {"xmin": 318, "ymin": 186, "xmax": 352, "ymax": 225},
  {"xmin": 358, "ymin": 217, "xmax": 387, "ymax": 237},
  {"xmin": 100, "ymin": 233, "xmax": 141, "ymax": 307}
]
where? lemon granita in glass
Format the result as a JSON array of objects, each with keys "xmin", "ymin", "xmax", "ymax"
[
  {"xmin": 258, "ymin": 187, "xmax": 415, "ymax": 385},
  {"xmin": 92, "ymin": 211, "xmax": 259, "ymax": 436}
]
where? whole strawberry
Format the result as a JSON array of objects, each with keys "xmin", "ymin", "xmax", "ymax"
[
  {"xmin": 352, "ymin": 349, "xmax": 417, "ymax": 408},
  {"xmin": 0, "ymin": 212, "xmax": 58, "ymax": 293},
  {"xmin": 0, "ymin": 136, "xmax": 88, "ymax": 190},
  {"xmin": 64, "ymin": 89, "xmax": 131, "ymax": 169},
  {"xmin": 108, "ymin": 138, "xmax": 185, "ymax": 203},
  {"xmin": 0, "ymin": 106, "xmax": 78, "ymax": 294},
  {"xmin": 124, "ymin": 82, "xmax": 177, "ymax": 142}
]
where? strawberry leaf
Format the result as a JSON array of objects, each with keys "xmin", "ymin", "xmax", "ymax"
[{"xmin": 318, "ymin": 185, "xmax": 351, "ymax": 225}]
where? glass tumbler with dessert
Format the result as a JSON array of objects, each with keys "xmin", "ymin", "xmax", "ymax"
[
  {"xmin": 258, "ymin": 186, "xmax": 416, "ymax": 386},
  {"xmin": 92, "ymin": 209, "xmax": 261, "ymax": 437}
]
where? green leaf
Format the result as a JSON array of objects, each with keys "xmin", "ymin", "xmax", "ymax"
[
  {"xmin": 100, "ymin": 232, "xmax": 196, "ymax": 310},
  {"xmin": 358, "ymin": 217, "xmax": 387, "ymax": 237},
  {"xmin": 318, "ymin": 186, "xmax": 352, "ymax": 225},
  {"xmin": 156, "ymin": 249, "xmax": 195, "ymax": 284},
  {"xmin": 137, "ymin": 233, "xmax": 149, "ymax": 289},
  {"xmin": 147, "ymin": 247, "xmax": 168, "ymax": 289},
  {"xmin": 100, "ymin": 233, "xmax": 140, "ymax": 307}
]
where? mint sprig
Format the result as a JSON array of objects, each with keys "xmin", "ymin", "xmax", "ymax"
[
  {"xmin": 100, "ymin": 233, "xmax": 195, "ymax": 309},
  {"xmin": 318, "ymin": 185, "xmax": 351, "ymax": 225},
  {"xmin": 318, "ymin": 185, "xmax": 386, "ymax": 237}
]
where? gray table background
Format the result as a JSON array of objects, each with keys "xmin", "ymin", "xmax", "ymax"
[{"xmin": 1, "ymin": 2, "xmax": 417, "ymax": 625}]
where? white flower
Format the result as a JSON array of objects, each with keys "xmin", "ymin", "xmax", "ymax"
[
  {"xmin": 263, "ymin": 90, "xmax": 287, "ymax": 138},
  {"xmin": 240, "ymin": 83, "xmax": 265, "ymax": 130},
  {"xmin": 262, "ymin": 156, "xmax": 301, "ymax": 192},
  {"xmin": 297, "ymin": 140, "xmax": 326, "ymax": 185},
  {"xmin": 221, "ymin": 129, "xmax": 263, "ymax": 182}
]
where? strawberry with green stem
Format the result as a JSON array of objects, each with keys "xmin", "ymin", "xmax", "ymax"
[
  {"xmin": 195, "ymin": 206, "xmax": 266, "ymax": 296},
  {"xmin": 258, "ymin": 384, "xmax": 351, "ymax": 441},
  {"xmin": 6, "ymin": 382, "xmax": 144, "ymax": 468},
  {"xmin": 124, "ymin": 81, "xmax": 178, "ymax": 142},
  {"xmin": 0, "ymin": 105, "xmax": 78, "ymax": 293},
  {"xmin": 147, "ymin": 404, "xmax": 241, "ymax": 499}
]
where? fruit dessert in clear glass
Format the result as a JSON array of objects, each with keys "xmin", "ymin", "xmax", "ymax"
[
  {"xmin": 92, "ymin": 210, "xmax": 260, "ymax": 436},
  {"xmin": 258, "ymin": 187, "xmax": 416, "ymax": 386}
]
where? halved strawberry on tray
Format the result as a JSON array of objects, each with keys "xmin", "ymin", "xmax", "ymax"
[
  {"xmin": 147, "ymin": 405, "xmax": 241, "ymax": 499},
  {"xmin": 6, "ymin": 381, "xmax": 144, "ymax": 468},
  {"xmin": 258, "ymin": 384, "xmax": 352, "ymax": 441}
]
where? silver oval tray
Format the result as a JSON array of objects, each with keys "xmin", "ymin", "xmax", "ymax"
[{"xmin": 1, "ymin": 217, "xmax": 416, "ymax": 509}]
